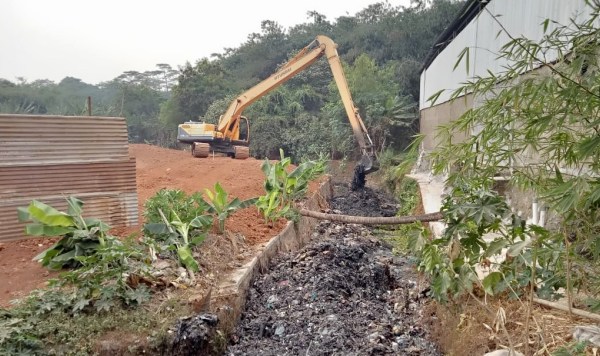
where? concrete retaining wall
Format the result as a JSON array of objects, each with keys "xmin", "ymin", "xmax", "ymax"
[{"xmin": 419, "ymin": 94, "xmax": 473, "ymax": 152}]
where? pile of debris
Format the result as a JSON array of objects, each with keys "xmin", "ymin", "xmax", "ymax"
[{"xmin": 228, "ymin": 185, "xmax": 440, "ymax": 355}]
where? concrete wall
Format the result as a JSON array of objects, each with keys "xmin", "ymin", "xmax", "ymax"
[
  {"xmin": 0, "ymin": 114, "xmax": 138, "ymax": 242},
  {"xmin": 420, "ymin": 93, "xmax": 472, "ymax": 152}
]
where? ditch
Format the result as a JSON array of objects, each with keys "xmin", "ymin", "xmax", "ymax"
[{"xmin": 226, "ymin": 182, "xmax": 440, "ymax": 355}]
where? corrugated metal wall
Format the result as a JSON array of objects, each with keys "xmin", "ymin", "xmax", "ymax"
[{"xmin": 0, "ymin": 114, "xmax": 138, "ymax": 242}]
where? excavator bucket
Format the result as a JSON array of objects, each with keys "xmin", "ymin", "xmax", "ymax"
[
  {"xmin": 360, "ymin": 154, "xmax": 379, "ymax": 175},
  {"xmin": 351, "ymin": 154, "xmax": 379, "ymax": 191}
]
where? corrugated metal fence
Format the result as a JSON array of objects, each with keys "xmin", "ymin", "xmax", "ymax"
[{"xmin": 0, "ymin": 114, "xmax": 138, "ymax": 242}]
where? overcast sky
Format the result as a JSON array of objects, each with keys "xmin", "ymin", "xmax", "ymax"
[{"xmin": 0, "ymin": 0, "xmax": 412, "ymax": 85}]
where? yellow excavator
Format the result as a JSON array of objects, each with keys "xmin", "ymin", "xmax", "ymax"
[{"xmin": 177, "ymin": 35, "xmax": 378, "ymax": 186}]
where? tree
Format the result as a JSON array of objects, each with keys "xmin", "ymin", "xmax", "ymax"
[
  {"xmin": 324, "ymin": 54, "xmax": 415, "ymax": 154},
  {"xmin": 167, "ymin": 59, "xmax": 228, "ymax": 125},
  {"xmin": 0, "ymin": 0, "xmax": 462, "ymax": 153},
  {"xmin": 156, "ymin": 63, "xmax": 178, "ymax": 93},
  {"xmin": 0, "ymin": 79, "xmax": 16, "ymax": 88}
]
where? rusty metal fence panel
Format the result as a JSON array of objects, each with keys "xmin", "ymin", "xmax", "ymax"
[
  {"xmin": 0, "ymin": 114, "xmax": 138, "ymax": 242},
  {"xmin": 0, "ymin": 115, "xmax": 129, "ymax": 165}
]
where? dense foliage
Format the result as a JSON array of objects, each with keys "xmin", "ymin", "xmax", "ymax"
[
  {"xmin": 257, "ymin": 149, "xmax": 327, "ymax": 223},
  {"xmin": 0, "ymin": 0, "xmax": 463, "ymax": 161}
]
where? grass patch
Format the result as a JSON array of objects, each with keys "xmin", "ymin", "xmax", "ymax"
[{"xmin": 2, "ymin": 290, "xmax": 191, "ymax": 355}]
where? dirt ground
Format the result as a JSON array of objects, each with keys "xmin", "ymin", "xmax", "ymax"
[
  {"xmin": 0, "ymin": 239, "xmax": 58, "ymax": 308},
  {"xmin": 120, "ymin": 144, "xmax": 287, "ymax": 242},
  {"xmin": 0, "ymin": 144, "xmax": 288, "ymax": 307}
]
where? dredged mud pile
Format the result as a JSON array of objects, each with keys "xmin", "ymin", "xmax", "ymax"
[{"xmin": 227, "ymin": 184, "xmax": 440, "ymax": 355}]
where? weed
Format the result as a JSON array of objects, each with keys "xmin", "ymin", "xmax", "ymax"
[
  {"xmin": 1, "ymin": 295, "xmax": 189, "ymax": 355},
  {"xmin": 144, "ymin": 210, "xmax": 211, "ymax": 272},
  {"xmin": 51, "ymin": 237, "xmax": 153, "ymax": 313},
  {"xmin": 144, "ymin": 189, "xmax": 208, "ymax": 226},
  {"xmin": 552, "ymin": 341, "xmax": 588, "ymax": 356},
  {"xmin": 376, "ymin": 176, "xmax": 422, "ymax": 255}
]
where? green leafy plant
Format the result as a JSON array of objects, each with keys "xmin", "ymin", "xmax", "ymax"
[
  {"xmin": 144, "ymin": 210, "xmax": 212, "ymax": 272},
  {"xmin": 144, "ymin": 189, "xmax": 209, "ymax": 225},
  {"xmin": 257, "ymin": 149, "xmax": 326, "ymax": 224},
  {"xmin": 143, "ymin": 188, "xmax": 216, "ymax": 271},
  {"xmin": 17, "ymin": 197, "xmax": 110, "ymax": 270},
  {"xmin": 409, "ymin": 178, "xmax": 565, "ymax": 302},
  {"xmin": 377, "ymin": 175, "xmax": 421, "ymax": 255},
  {"xmin": 256, "ymin": 189, "xmax": 290, "ymax": 225},
  {"xmin": 552, "ymin": 341, "xmax": 589, "ymax": 356},
  {"xmin": 0, "ymin": 307, "xmax": 42, "ymax": 355},
  {"xmin": 52, "ymin": 237, "xmax": 152, "ymax": 313},
  {"xmin": 0, "ymin": 237, "xmax": 154, "ymax": 354},
  {"xmin": 202, "ymin": 182, "xmax": 257, "ymax": 233},
  {"xmin": 6, "ymin": 237, "xmax": 152, "ymax": 315}
]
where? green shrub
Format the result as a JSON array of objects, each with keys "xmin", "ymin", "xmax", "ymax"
[{"xmin": 144, "ymin": 189, "xmax": 208, "ymax": 225}]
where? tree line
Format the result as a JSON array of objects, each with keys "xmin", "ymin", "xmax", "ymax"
[{"xmin": 0, "ymin": 0, "xmax": 464, "ymax": 161}]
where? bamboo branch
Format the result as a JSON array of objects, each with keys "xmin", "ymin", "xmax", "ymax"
[{"xmin": 299, "ymin": 210, "xmax": 443, "ymax": 225}]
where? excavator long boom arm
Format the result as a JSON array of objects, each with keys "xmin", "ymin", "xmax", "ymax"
[{"xmin": 217, "ymin": 35, "xmax": 375, "ymax": 163}]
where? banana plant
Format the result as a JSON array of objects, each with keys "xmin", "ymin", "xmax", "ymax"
[
  {"xmin": 256, "ymin": 190, "xmax": 283, "ymax": 225},
  {"xmin": 17, "ymin": 197, "xmax": 111, "ymax": 270},
  {"xmin": 257, "ymin": 149, "xmax": 325, "ymax": 223},
  {"xmin": 144, "ymin": 210, "xmax": 212, "ymax": 272},
  {"xmin": 202, "ymin": 182, "xmax": 258, "ymax": 233},
  {"xmin": 168, "ymin": 211, "xmax": 210, "ymax": 272}
]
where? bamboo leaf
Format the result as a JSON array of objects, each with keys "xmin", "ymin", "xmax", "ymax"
[
  {"xmin": 542, "ymin": 18, "xmax": 550, "ymax": 33},
  {"xmin": 453, "ymin": 47, "xmax": 470, "ymax": 74},
  {"xmin": 427, "ymin": 89, "xmax": 444, "ymax": 105}
]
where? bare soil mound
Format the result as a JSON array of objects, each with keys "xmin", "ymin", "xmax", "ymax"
[{"xmin": 227, "ymin": 184, "xmax": 440, "ymax": 355}]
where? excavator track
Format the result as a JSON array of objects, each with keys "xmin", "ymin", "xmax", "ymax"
[
  {"xmin": 192, "ymin": 142, "xmax": 210, "ymax": 158},
  {"xmin": 233, "ymin": 145, "xmax": 249, "ymax": 159}
]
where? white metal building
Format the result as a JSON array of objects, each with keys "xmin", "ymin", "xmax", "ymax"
[{"xmin": 419, "ymin": 0, "xmax": 590, "ymax": 151}]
